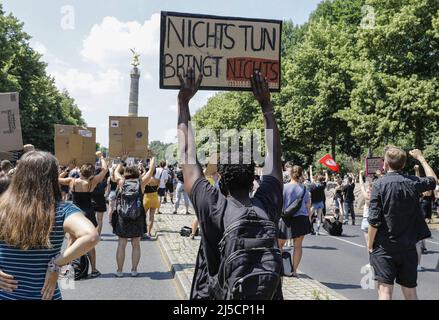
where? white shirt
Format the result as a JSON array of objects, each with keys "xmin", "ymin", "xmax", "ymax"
[{"xmin": 155, "ymin": 168, "xmax": 169, "ymax": 189}]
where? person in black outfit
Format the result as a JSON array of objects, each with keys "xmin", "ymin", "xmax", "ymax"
[
  {"xmin": 368, "ymin": 147, "xmax": 437, "ymax": 300},
  {"xmin": 59, "ymin": 153, "xmax": 109, "ymax": 278},
  {"xmin": 177, "ymin": 69, "xmax": 284, "ymax": 300},
  {"xmin": 93, "ymin": 167, "xmax": 109, "ymax": 237},
  {"xmin": 342, "ymin": 174, "xmax": 356, "ymax": 225},
  {"xmin": 107, "ymin": 165, "xmax": 120, "ymax": 222},
  {"xmin": 414, "ymin": 165, "xmax": 433, "ymax": 257}
]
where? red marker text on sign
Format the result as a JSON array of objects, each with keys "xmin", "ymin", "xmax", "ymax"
[{"xmin": 226, "ymin": 57, "xmax": 279, "ymax": 83}]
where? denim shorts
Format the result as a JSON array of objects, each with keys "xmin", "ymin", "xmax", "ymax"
[{"xmin": 312, "ymin": 201, "xmax": 325, "ymax": 210}]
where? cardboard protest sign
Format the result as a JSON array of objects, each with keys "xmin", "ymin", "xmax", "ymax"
[
  {"xmin": 54, "ymin": 125, "xmax": 96, "ymax": 166},
  {"xmin": 108, "ymin": 116, "xmax": 149, "ymax": 159},
  {"xmin": 160, "ymin": 11, "xmax": 282, "ymax": 92},
  {"xmin": 365, "ymin": 157, "xmax": 384, "ymax": 175},
  {"xmin": 0, "ymin": 93, "xmax": 23, "ymax": 153}
]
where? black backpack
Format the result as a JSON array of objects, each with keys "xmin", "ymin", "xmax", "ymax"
[
  {"xmin": 117, "ymin": 179, "xmax": 143, "ymax": 221},
  {"xmin": 211, "ymin": 204, "xmax": 282, "ymax": 300},
  {"xmin": 180, "ymin": 226, "xmax": 199, "ymax": 237},
  {"xmin": 72, "ymin": 255, "xmax": 89, "ymax": 280}
]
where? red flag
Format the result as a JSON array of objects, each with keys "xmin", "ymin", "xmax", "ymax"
[{"xmin": 319, "ymin": 154, "xmax": 339, "ymax": 172}]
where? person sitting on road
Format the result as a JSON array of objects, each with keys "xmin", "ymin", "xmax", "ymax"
[{"xmin": 0, "ymin": 151, "xmax": 99, "ymax": 300}]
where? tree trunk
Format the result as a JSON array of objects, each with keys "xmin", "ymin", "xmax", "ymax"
[
  {"xmin": 415, "ymin": 119, "xmax": 424, "ymax": 149},
  {"xmin": 331, "ymin": 131, "xmax": 336, "ymax": 161}
]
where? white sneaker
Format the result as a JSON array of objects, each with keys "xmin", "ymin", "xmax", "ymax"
[
  {"xmin": 417, "ymin": 266, "xmax": 424, "ymax": 272},
  {"xmin": 131, "ymin": 271, "xmax": 139, "ymax": 277},
  {"xmin": 115, "ymin": 272, "xmax": 124, "ymax": 278}
]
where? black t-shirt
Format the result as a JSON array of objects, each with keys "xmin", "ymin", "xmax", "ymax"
[
  {"xmin": 176, "ymin": 170, "xmax": 184, "ymax": 183},
  {"xmin": 308, "ymin": 182, "xmax": 326, "ymax": 204},
  {"xmin": 342, "ymin": 183, "xmax": 355, "ymax": 202},
  {"xmin": 334, "ymin": 188, "xmax": 344, "ymax": 202},
  {"xmin": 189, "ymin": 175, "xmax": 283, "ymax": 300},
  {"xmin": 368, "ymin": 172, "xmax": 436, "ymax": 250}
]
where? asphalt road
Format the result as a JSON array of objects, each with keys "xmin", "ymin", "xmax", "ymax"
[
  {"xmin": 294, "ymin": 223, "xmax": 439, "ymax": 300},
  {"xmin": 61, "ymin": 220, "xmax": 180, "ymax": 300}
]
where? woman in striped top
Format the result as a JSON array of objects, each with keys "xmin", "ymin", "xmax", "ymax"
[{"xmin": 0, "ymin": 151, "xmax": 99, "ymax": 300}]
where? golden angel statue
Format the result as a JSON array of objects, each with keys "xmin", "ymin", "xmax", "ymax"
[{"xmin": 130, "ymin": 48, "xmax": 140, "ymax": 67}]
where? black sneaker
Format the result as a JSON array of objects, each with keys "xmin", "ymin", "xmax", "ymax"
[
  {"xmin": 141, "ymin": 234, "xmax": 151, "ymax": 241},
  {"xmin": 173, "ymin": 211, "xmax": 177, "ymax": 215}
]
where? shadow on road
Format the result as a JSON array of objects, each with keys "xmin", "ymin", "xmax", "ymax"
[
  {"xmin": 173, "ymin": 263, "xmax": 196, "ymax": 272},
  {"xmin": 303, "ymin": 245, "xmax": 338, "ymax": 250},
  {"xmin": 90, "ymin": 271, "xmax": 175, "ymax": 280},
  {"xmin": 339, "ymin": 234, "xmax": 360, "ymax": 238},
  {"xmin": 321, "ymin": 282, "xmax": 362, "ymax": 290}
]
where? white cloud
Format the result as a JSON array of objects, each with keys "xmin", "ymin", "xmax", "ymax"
[
  {"xmin": 144, "ymin": 72, "xmax": 153, "ymax": 80},
  {"xmin": 169, "ymin": 104, "xmax": 178, "ymax": 113},
  {"xmin": 48, "ymin": 14, "xmax": 215, "ymax": 148},
  {"xmin": 52, "ymin": 68, "xmax": 124, "ymax": 96},
  {"xmin": 32, "ymin": 41, "xmax": 47, "ymax": 55},
  {"xmin": 81, "ymin": 14, "xmax": 161, "ymax": 67},
  {"xmin": 163, "ymin": 128, "xmax": 178, "ymax": 144}
]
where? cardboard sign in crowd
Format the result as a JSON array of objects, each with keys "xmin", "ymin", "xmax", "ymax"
[
  {"xmin": 160, "ymin": 11, "xmax": 282, "ymax": 92},
  {"xmin": 365, "ymin": 157, "xmax": 384, "ymax": 175},
  {"xmin": 108, "ymin": 116, "xmax": 149, "ymax": 159},
  {"xmin": 0, "ymin": 92, "xmax": 23, "ymax": 160},
  {"xmin": 54, "ymin": 125, "xmax": 96, "ymax": 166}
]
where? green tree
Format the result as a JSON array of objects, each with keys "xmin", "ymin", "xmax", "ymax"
[
  {"xmin": 339, "ymin": 0, "xmax": 439, "ymax": 150},
  {"xmin": 0, "ymin": 5, "xmax": 85, "ymax": 152},
  {"xmin": 149, "ymin": 140, "xmax": 175, "ymax": 163},
  {"xmin": 277, "ymin": 18, "xmax": 361, "ymax": 162}
]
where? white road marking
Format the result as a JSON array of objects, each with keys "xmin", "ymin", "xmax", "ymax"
[
  {"xmin": 319, "ymin": 231, "xmax": 366, "ymax": 248},
  {"xmin": 426, "ymin": 240, "xmax": 439, "ymax": 246}
]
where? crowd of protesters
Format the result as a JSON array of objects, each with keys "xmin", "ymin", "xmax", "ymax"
[{"xmin": 1, "ymin": 69, "xmax": 439, "ymax": 300}]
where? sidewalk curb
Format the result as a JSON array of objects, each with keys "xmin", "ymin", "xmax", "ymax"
[
  {"xmin": 156, "ymin": 232, "xmax": 191, "ymax": 300},
  {"xmin": 156, "ymin": 227, "xmax": 347, "ymax": 300}
]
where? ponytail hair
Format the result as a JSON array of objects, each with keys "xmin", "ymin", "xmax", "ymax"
[{"xmin": 290, "ymin": 165, "xmax": 303, "ymax": 181}]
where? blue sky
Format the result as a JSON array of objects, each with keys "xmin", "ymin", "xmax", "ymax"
[{"xmin": 2, "ymin": 0, "xmax": 322, "ymax": 147}]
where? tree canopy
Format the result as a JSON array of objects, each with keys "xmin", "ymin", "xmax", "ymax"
[
  {"xmin": 0, "ymin": 4, "xmax": 85, "ymax": 152},
  {"xmin": 193, "ymin": 0, "xmax": 439, "ymax": 173}
]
